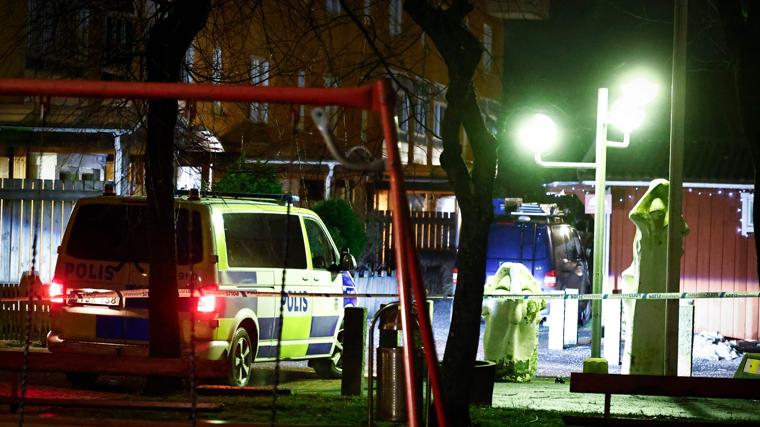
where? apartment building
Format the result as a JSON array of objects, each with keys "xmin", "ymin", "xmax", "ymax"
[{"xmin": 0, "ymin": 0, "xmax": 547, "ymax": 212}]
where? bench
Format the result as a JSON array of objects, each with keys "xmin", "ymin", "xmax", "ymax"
[
  {"xmin": 565, "ymin": 372, "xmax": 760, "ymax": 425},
  {"xmin": 0, "ymin": 350, "xmax": 228, "ymax": 412}
]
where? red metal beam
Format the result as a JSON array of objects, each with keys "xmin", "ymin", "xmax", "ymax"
[
  {"xmin": 375, "ymin": 80, "xmax": 448, "ymax": 427},
  {"xmin": 0, "ymin": 78, "xmax": 378, "ymax": 112}
]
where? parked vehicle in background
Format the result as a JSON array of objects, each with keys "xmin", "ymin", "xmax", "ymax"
[
  {"xmin": 46, "ymin": 189, "xmax": 356, "ymax": 386},
  {"xmin": 485, "ymin": 199, "xmax": 592, "ymax": 324}
]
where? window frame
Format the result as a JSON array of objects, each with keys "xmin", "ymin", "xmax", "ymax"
[
  {"xmin": 249, "ymin": 55, "xmax": 271, "ymax": 123},
  {"xmin": 389, "ymin": 0, "xmax": 402, "ymax": 37},
  {"xmin": 304, "ymin": 217, "xmax": 338, "ymax": 270}
]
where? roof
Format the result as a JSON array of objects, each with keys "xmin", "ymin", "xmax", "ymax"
[{"xmin": 77, "ymin": 194, "xmax": 308, "ymax": 212}]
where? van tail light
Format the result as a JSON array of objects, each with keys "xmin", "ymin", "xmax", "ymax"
[
  {"xmin": 48, "ymin": 279, "xmax": 65, "ymax": 303},
  {"xmin": 196, "ymin": 295, "xmax": 216, "ymax": 313},
  {"xmin": 452, "ymin": 267, "xmax": 458, "ymax": 287},
  {"xmin": 544, "ymin": 270, "xmax": 557, "ymax": 288},
  {"xmin": 196, "ymin": 284, "xmax": 218, "ymax": 313}
]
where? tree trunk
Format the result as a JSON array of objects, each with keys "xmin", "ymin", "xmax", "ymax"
[
  {"xmin": 404, "ymin": 2, "xmax": 497, "ymax": 424},
  {"xmin": 144, "ymin": 0, "xmax": 210, "ymax": 393}
]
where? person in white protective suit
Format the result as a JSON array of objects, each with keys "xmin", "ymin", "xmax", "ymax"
[{"xmin": 481, "ymin": 262, "xmax": 546, "ymax": 382}]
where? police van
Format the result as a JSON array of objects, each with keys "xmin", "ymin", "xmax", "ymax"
[{"xmin": 46, "ymin": 190, "xmax": 356, "ymax": 386}]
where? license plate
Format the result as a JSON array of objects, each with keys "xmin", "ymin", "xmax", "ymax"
[{"xmin": 75, "ymin": 293, "xmax": 119, "ymax": 306}]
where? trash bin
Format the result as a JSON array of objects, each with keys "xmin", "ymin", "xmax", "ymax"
[
  {"xmin": 376, "ymin": 304, "xmax": 405, "ymax": 422},
  {"xmin": 368, "ymin": 302, "xmax": 425, "ymax": 424},
  {"xmin": 376, "ymin": 346, "xmax": 406, "ymax": 421},
  {"xmin": 481, "ymin": 262, "xmax": 546, "ymax": 382}
]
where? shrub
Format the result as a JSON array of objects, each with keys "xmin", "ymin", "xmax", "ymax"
[
  {"xmin": 312, "ymin": 199, "xmax": 366, "ymax": 258},
  {"xmin": 214, "ymin": 159, "xmax": 282, "ymax": 194}
]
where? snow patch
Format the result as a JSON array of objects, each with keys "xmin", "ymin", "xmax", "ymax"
[{"xmin": 692, "ymin": 331, "xmax": 742, "ymax": 361}]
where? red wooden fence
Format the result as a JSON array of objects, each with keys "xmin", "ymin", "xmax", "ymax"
[{"xmin": 606, "ymin": 186, "xmax": 759, "ymax": 341}]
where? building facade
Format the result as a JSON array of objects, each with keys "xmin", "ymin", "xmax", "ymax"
[{"xmin": 0, "ymin": 1, "xmax": 545, "ymax": 215}]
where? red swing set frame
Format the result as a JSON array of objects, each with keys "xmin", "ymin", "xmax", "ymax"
[{"xmin": 0, "ymin": 77, "xmax": 447, "ymax": 427}]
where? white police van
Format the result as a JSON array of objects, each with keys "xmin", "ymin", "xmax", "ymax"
[{"xmin": 47, "ymin": 191, "xmax": 356, "ymax": 386}]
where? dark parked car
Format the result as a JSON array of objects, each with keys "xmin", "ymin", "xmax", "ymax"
[{"xmin": 485, "ymin": 200, "xmax": 592, "ymax": 324}]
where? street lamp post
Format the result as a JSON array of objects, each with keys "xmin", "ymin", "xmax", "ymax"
[
  {"xmin": 518, "ymin": 78, "xmax": 657, "ymax": 362},
  {"xmin": 590, "ymin": 88, "xmax": 609, "ymax": 359}
]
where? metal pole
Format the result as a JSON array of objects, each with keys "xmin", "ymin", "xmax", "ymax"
[
  {"xmin": 591, "ymin": 88, "xmax": 609, "ymax": 359},
  {"xmin": 375, "ymin": 80, "xmax": 447, "ymax": 427},
  {"xmin": 665, "ymin": 0, "xmax": 688, "ymax": 376}
]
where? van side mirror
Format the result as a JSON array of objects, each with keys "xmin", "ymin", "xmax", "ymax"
[{"xmin": 339, "ymin": 247, "xmax": 357, "ymax": 272}]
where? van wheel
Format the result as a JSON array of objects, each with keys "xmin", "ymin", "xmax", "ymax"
[
  {"xmin": 66, "ymin": 372, "xmax": 98, "ymax": 387},
  {"xmin": 311, "ymin": 328, "xmax": 343, "ymax": 379},
  {"xmin": 229, "ymin": 328, "xmax": 255, "ymax": 386}
]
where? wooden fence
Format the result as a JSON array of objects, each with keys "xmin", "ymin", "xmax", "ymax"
[
  {"xmin": 0, "ymin": 284, "xmax": 50, "ymax": 343},
  {"xmin": 366, "ymin": 210, "xmax": 457, "ymax": 270},
  {"xmin": 0, "ymin": 178, "xmax": 104, "ymax": 284}
]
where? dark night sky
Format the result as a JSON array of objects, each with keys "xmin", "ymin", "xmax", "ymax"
[{"xmin": 496, "ymin": 0, "xmax": 753, "ymax": 198}]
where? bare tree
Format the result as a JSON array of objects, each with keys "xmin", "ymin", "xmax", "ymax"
[
  {"xmin": 402, "ymin": 1, "xmax": 496, "ymax": 424},
  {"xmin": 144, "ymin": 0, "xmax": 210, "ymax": 392}
]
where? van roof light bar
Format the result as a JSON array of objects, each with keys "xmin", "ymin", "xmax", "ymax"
[
  {"xmin": 510, "ymin": 202, "xmax": 549, "ymax": 216},
  {"xmin": 175, "ymin": 189, "xmax": 299, "ymax": 204}
]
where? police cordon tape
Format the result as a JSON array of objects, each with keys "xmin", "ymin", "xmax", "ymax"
[{"xmin": 3, "ymin": 288, "xmax": 760, "ymax": 303}]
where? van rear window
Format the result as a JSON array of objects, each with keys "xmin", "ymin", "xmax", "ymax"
[{"xmin": 66, "ymin": 204, "xmax": 202, "ymax": 264}]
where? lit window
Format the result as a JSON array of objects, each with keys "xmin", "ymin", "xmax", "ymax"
[
  {"xmin": 397, "ymin": 95, "xmax": 410, "ymax": 135},
  {"xmin": 414, "ymin": 98, "xmax": 427, "ymax": 136},
  {"xmin": 212, "ymin": 47, "xmax": 223, "ymax": 113},
  {"xmin": 741, "ymin": 192, "xmax": 754, "ymax": 236},
  {"xmin": 482, "ymin": 23, "xmax": 492, "ymax": 72},
  {"xmin": 297, "ymin": 70, "xmax": 306, "ymax": 129},
  {"xmin": 182, "ymin": 45, "xmax": 194, "ymax": 83},
  {"xmin": 177, "ymin": 166, "xmax": 201, "ymax": 190},
  {"xmin": 323, "ymin": 76, "xmax": 340, "ymax": 128},
  {"xmin": 363, "ymin": 0, "xmax": 371, "ymax": 23},
  {"xmin": 389, "ymin": 0, "xmax": 402, "ymax": 37},
  {"xmin": 433, "ymin": 102, "xmax": 445, "ymax": 138},
  {"xmin": 212, "ymin": 47, "xmax": 223, "ymax": 83},
  {"xmin": 326, "ymin": 0, "xmax": 341, "ymax": 15},
  {"xmin": 249, "ymin": 56, "xmax": 270, "ymax": 123}
]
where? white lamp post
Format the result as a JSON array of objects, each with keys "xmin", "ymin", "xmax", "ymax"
[{"xmin": 518, "ymin": 78, "xmax": 657, "ymax": 361}]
